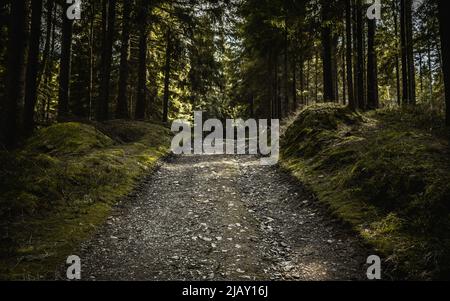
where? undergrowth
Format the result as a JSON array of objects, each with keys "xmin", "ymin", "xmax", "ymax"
[
  {"xmin": 281, "ymin": 103, "xmax": 450, "ymax": 280},
  {"xmin": 0, "ymin": 120, "xmax": 172, "ymax": 279}
]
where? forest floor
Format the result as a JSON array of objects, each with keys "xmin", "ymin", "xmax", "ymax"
[
  {"xmin": 281, "ymin": 104, "xmax": 450, "ymax": 280},
  {"xmin": 73, "ymin": 154, "xmax": 369, "ymax": 281},
  {"xmin": 3, "ymin": 104, "xmax": 449, "ymax": 280}
]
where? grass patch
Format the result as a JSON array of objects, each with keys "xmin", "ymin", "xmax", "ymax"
[
  {"xmin": 280, "ymin": 103, "xmax": 450, "ymax": 280},
  {"xmin": 0, "ymin": 120, "xmax": 172, "ymax": 280}
]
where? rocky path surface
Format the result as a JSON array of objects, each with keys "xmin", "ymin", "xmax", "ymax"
[{"xmin": 79, "ymin": 155, "xmax": 369, "ymax": 280}]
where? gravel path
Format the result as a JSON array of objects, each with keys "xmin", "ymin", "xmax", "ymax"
[{"xmin": 78, "ymin": 154, "xmax": 369, "ymax": 280}]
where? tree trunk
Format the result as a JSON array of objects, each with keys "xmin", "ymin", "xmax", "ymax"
[
  {"xmin": 293, "ymin": 55, "xmax": 298, "ymax": 108},
  {"xmin": 162, "ymin": 29, "xmax": 172, "ymax": 123},
  {"xmin": 284, "ymin": 25, "xmax": 289, "ymax": 115},
  {"xmin": 315, "ymin": 50, "xmax": 319, "ymax": 103},
  {"xmin": 116, "ymin": 0, "xmax": 131, "ymax": 119},
  {"xmin": 332, "ymin": 34, "xmax": 339, "ymax": 102},
  {"xmin": 405, "ymin": 0, "xmax": 416, "ymax": 105},
  {"xmin": 418, "ymin": 50, "xmax": 424, "ymax": 98},
  {"xmin": 345, "ymin": 0, "xmax": 354, "ymax": 109},
  {"xmin": 342, "ymin": 33, "xmax": 346, "ymax": 105},
  {"xmin": 367, "ymin": 18, "xmax": 378, "ymax": 109},
  {"xmin": 2, "ymin": 0, "xmax": 27, "ymax": 148},
  {"xmin": 400, "ymin": 0, "xmax": 415, "ymax": 105},
  {"xmin": 392, "ymin": 1, "xmax": 401, "ymax": 106},
  {"xmin": 428, "ymin": 42, "xmax": 434, "ymax": 108},
  {"xmin": 58, "ymin": 3, "xmax": 74, "ymax": 119},
  {"xmin": 97, "ymin": 0, "xmax": 116, "ymax": 121},
  {"xmin": 321, "ymin": 0, "xmax": 335, "ymax": 102},
  {"xmin": 306, "ymin": 57, "xmax": 310, "ymax": 105},
  {"xmin": 135, "ymin": 0, "xmax": 148, "ymax": 120},
  {"xmin": 23, "ymin": 0, "xmax": 43, "ymax": 135},
  {"xmin": 44, "ymin": 2, "xmax": 57, "ymax": 122},
  {"xmin": 355, "ymin": 0, "xmax": 365, "ymax": 109},
  {"xmin": 88, "ymin": 2, "xmax": 95, "ymax": 119},
  {"xmin": 276, "ymin": 57, "xmax": 281, "ymax": 119},
  {"xmin": 37, "ymin": 0, "xmax": 54, "ymax": 88},
  {"xmin": 437, "ymin": 0, "xmax": 450, "ymax": 126}
]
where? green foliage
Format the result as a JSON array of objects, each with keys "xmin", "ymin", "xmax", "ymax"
[{"xmin": 281, "ymin": 104, "xmax": 450, "ymax": 279}]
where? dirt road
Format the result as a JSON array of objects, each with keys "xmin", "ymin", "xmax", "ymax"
[{"xmin": 78, "ymin": 155, "xmax": 369, "ymax": 280}]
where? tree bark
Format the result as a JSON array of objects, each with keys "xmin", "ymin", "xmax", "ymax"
[
  {"xmin": 135, "ymin": 0, "xmax": 148, "ymax": 120},
  {"xmin": 321, "ymin": 0, "xmax": 335, "ymax": 102},
  {"xmin": 367, "ymin": 18, "xmax": 378, "ymax": 109},
  {"xmin": 2, "ymin": 0, "xmax": 27, "ymax": 148},
  {"xmin": 345, "ymin": 0, "xmax": 355, "ymax": 109},
  {"xmin": 23, "ymin": 0, "xmax": 43, "ymax": 135},
  {"xmin": 405, "ymin": 0, "xmax": 416, "ymax": 105},
  {"xmin": 437, "ymin": 0, "xmax": 450, "ymax": 126},
  {"xmin": 58, "ymin": 3, "xmax": 74, "ymax": 119},
  {"xmin": 392, "ymin": 1, "xmax": 401, "ymax": 106},
  {"xmin": 284, "ymin": 24, "xmax": 289, "ymax": 115},
  {"xmin": 293, "ymin": 55, "xmax": 298, "ymax": 108},
  {"xmin": 97, "ymin": 0, "xmax": 117, "ymax": 121},
  {"xmin": 162, "ymin": 29, "xmax": 172, "ymax": 123},
  {"xmin": 355, "ymin": 0, "xmax": 365, "ymax": 109},
  {"xmin": 116, "ymin": 0, "xmax": 131, "ymax": 119},
  {"xmin": 37, "ymin": 0, "xmax": 54, "ymax": 88}
]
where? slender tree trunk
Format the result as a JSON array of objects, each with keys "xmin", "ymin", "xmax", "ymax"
[
  {"xmin": 342, "ymin": 35, "xmax": 346, "ymax": 105},
  {"xmin": 332, "ymin": 34, "xmax": 339, "ymax": 102},
  {"xmin": 321, "ymin": 0, "xmax": 335, "ymax": 102},
  {"xmin": 345, "ymin": 0, "xmax": 355, "ymax": 109},
  {"xmin": 437, "ymin": 0, "xmax": 450, "ymax": 126},
  {"xmin": 88, "ymin": 2, "xmax": 95, "ymax": 119},
  {"xmin": 400, "ymin": 0, "xmax": 415, "ymax": 105},
  {"xmin": 292, "ymin": 55, "xmax": 297, "ymax": 108},
  {"xmin": 400, "ymin": 0, "xmax": 408, "ymax": 105},
  {"xmin": 37, "ymin": 0, "xmax": 54, "ymax": 88},
  {"xmin": 299, "ymin": 56, "xmax": 304, "ymax": 107},
  {"xmin": 2, "ymin": 0, "xmax": 27, "ymax": 148},
  {"xmin": 405, "ymin": 0, "xmax": 416, "ymax": 105},
  {"xmin": 37, "ymin": 0, "xmax": 55, "ymax": 121},
  {"xmin": 162, "ymin": 29, "xmax": 172, "ymax": 123},
  {"xmin": 392, "ymin": 1, "xmax": 401, "ymax": 106},
  {"xmin": 23, "ymin": 0, "xmax": 43, "ymax": 135},
  {"xmin": 97, "ymin": 0, "xmax": 116, "ymax": 121},
  {"xmin": 284, "ymin": 25, "xmax": 289, "ymax": 115},
  {"xmin": 367, "ymin": 18, "xmax": 378, "ymax": 109},
  {"xmin": 116, "ymin": 0, "xmax": 131, "ymax": 119},
  {"xmin": 352, "ymin": 0, "xmax": 358, "ymax": 106},
  {"xmin": 355, "ymin": 0, "xmax": 365, "ymax": 109},
  {"xmin": 135, "ymin": 0, "xmax": 148, "ymax": 120},
  {"xmin": 44, "ymin": 3, "xmax": 57, "ymax": 122},
  {"xmin": 418, "ymin": 50, "xmax": 424, "ymax": 98},
  {"xmin": 428, "ymin": 42, "xmax": 434, "ymax": 108},
  {"xmin": 267, "ymin": 54, "xmax": 272, "ymax": 119},
  {"xmin": 306, "ymin": 58, "xmax": 310, "ymax": 105},
  {"xmin": 276, "ymin": 58, "xmax": 281, "ymax": 119},
  {"xmin": 315, "ymin": 49, "xmax": 319, "ymax": 103},
  {"xmin": 58, "ymin": 3, "xmax": 74, "ymax": 119}
]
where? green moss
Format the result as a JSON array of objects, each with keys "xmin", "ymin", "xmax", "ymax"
[
  {"xmin": 281, "ymin": 104, "xmax": 450, "ymax": 280},
  {"xmin": 0, "ymin": 121, "xmax": 172, "ymax": 280},
  {"xmin": 25, "ymin": 122, "xmax": 114, "ymax": 156}
]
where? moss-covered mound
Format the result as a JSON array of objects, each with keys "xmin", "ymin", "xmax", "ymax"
[
  {"xmin": 0, "ymin": 121, "xmax": 172, "ymax": 279},
  {"xmin": 281, "ymin": 103, "xmax": 450, "ymax": 280}
]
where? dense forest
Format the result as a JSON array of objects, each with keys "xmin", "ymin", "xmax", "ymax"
[
  {"xmin": 0, "ymin": 0, "xmax": 449, "ymax": 146},
  {"xmin": 1, "ymin": 0, "xmax": 450, "ymax": 281}
]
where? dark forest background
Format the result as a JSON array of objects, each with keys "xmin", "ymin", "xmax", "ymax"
[{"xmin": 0, "ymin": 0, "xmax": 449, "ymax": 148}]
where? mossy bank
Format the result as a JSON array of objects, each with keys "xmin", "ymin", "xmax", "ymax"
[
  {"xmin": 281, "ymin": 104, "xmax": 450, "ymax": 280},
  {"xmin": 0, "ymin": 121, "xmax": 172, "ymax": 280}
]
